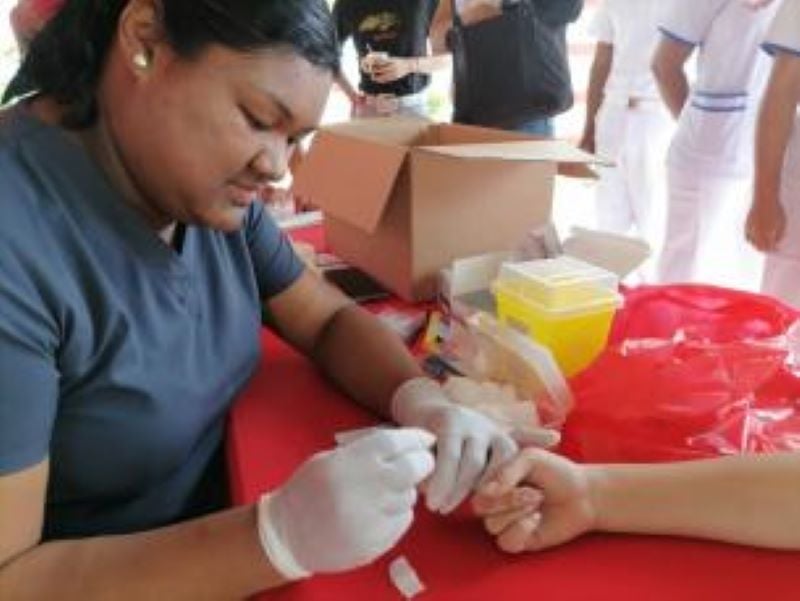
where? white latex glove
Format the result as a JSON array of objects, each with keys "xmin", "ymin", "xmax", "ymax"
[
  {"xmin": 257, "ymin": 428, "xmax": 435, "ymax": 580},
  {"xmin": 391, "ymin": 377, "xmax": 524, "ymax": 514}
]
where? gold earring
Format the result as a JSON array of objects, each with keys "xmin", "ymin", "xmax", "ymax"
[{"xmin": 133, "ymin": 52, "xmax": 150, "ymax": 69}]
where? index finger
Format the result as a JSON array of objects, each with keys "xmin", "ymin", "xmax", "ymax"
[
  {"xmin": 347, "ymin": 427, "xmax": 436, "ymax": 460},
  {"xmin": 476, "ymin": 451, "xmax": 538, "ymax": 497}
]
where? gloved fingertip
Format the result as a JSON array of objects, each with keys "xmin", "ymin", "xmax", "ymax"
[{"xmin": 426, "ymin": 483, "xmax": 449, "ymax": 512}]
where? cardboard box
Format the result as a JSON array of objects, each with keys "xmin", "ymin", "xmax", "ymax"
[{"xmin": 294, "ymin": 117, "xmax": 599, "ymax": 301}]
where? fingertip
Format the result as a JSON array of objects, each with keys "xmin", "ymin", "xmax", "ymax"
[{"xmin": 478, "ymin": 480, "xmax": 502, "ymax": 497}]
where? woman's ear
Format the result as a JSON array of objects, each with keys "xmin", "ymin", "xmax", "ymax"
[{"xmin": 117, "ymin": 0, "xmax": 163, "ymax": 75}]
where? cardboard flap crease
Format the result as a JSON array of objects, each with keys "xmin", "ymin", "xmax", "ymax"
[
  {"xmin": 418, "ymin": 141, "xmax": 603, "ymax": 166},
  {"xmin": 293, "ymin": 129, "xmax": 408, "ymax": 233}
]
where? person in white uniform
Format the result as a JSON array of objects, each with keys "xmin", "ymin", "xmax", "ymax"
[
  {"xmin": 580, "ymin": 0, "xmax": 673, "ymax": 282},
  {"xmin": 746, "ymin": 0, "xmax": 800, "ymax": 308},
  {"xmin": 652, "ymin": 0, "xmax": 780, "ymax": 290}
]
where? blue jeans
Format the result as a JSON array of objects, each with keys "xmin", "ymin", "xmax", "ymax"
[{"xmin": 514, "ymin": 117, "xmax": 555, "ymax": 138}]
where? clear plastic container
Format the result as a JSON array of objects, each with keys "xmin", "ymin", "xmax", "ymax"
[
  {"xmin": 496, "ymin": 256, "xmax": 619, "ymax": 309},
  {"xmin": 492, "ymin": 257, "xmax": 622, "ymax": 376}
]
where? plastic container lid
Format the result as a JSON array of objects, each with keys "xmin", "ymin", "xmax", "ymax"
[
  {"xmin": 493, "ymin": 280, "xmax": 623, "ymax": 318},
  {"xmin": 494, "ymin": 256, "xmax": 619, "ymax": 310}
]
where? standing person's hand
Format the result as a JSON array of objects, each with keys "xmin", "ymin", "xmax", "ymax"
[
  {"xmin": 257, "ymin": 428, "xmax": 435, "ymax": 579},
  {"xmin": 472, "ymin": 449, "xmax": 596, "ymax": 553},
  {"xmin": 348, "ymin": 91, "xmax": 367, "ymax": 117},
  {"xmin": 370, "ymin": 57, "xmax": 416, "ymax": 84},
  {"xmin": 578, "ymin": 131, "xmax": 596, "ymax": 154},
  {"xmin": 746, "ymin": 198, "xmax": 787, "ymax": 251},
  {"xmin": 391, "ymin": 378, "xmax": 545, "ymax": 514}
]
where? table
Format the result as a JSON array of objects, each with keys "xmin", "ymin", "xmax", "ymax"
[
  {"xmin": 227, "ymin": 225, "xmax": 799, "ymax": 600},
  {"xmin": 228, "ymin": 330, "xmax": 800, "ymax": 600}
]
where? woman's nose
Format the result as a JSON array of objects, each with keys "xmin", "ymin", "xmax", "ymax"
[{"xmin": 249, "ymin": 138, "xmax": 290, "ymax": 183}]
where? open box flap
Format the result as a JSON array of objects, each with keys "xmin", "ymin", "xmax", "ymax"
[
  {"xmin": 417, "ymin": 140, "xmax": 609, "ymax": 168},
  {"xmin": 563, "ymin": 227, "xmax": 651, "ymax": 279},
  {"xmin": 293, "ymin": 130, "xmax": 409, "ymax": 233}
]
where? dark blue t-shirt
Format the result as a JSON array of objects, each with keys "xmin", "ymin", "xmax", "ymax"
[{"xmin": 0, "ymin": 108, "xmax": 304, "ymax": 539}]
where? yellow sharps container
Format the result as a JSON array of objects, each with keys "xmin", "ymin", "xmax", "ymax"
[{"xmin": 492, "ymin": 256, "xmax": 622, "ymax": 376}]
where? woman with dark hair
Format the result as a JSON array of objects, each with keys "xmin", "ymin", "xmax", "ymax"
[{"xmin": 0, "ymin": 1, "xmax": 530, "ymax": 596}]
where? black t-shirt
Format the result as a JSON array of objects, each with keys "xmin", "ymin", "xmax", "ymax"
[{"xmin": 334, "ymin": 0, "xmax": 438, "ymax": 96}]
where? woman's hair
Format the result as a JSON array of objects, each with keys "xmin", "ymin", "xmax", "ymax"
[{"xmin": 4, "ymin": 0, "xmax": 340, "ymax": 128}]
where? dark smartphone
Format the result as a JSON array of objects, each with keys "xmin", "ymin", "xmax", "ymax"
[{"xmin": 323, "ymin": 266, "xmax": 390, "ymax": 302}]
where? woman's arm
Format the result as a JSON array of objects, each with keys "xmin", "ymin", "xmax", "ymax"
[
  {"xmin": 473, "ymin": 449, "xmax": 800, "ymax": 552},
  {"xmin": 579, "ymin": 42, "xmax": 613, "ymax": 153},
  {"xmin": 430, "ymin": 0, "xmax": 453, "ymax": 54},
  {"xmin": 746, "ymin": 53, "xmax": 800, "ymax": 251},
  {"xmin": 590, "ymin": 453, "xmax": 800, "ymax": 548},
  {"xmin": 266, "ymin": 271, "xmax": 531, "ymax": 515},
  {"xmin": 266, "ymin": 270, "xmax": 422, "ymax": 418},
  {"xmin": 0, "ymin": 461, "xmax": 285, "ymax": 599},
  {"xmin": 651, "ymin": 36, "xmax": 694, "ymax": 119},
  {"xmin": 369, "ymin": 52, "xmax": 453, "ymax": 85}
]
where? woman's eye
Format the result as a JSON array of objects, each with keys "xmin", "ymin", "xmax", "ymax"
[{"xmin": 243, "ymin": 109, "xmax": 270, "ymax": 132}]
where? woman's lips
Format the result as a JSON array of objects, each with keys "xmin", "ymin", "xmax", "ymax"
[{"xmin": 227, "ymin": 183, "xmax": 260, "ymax": 207}]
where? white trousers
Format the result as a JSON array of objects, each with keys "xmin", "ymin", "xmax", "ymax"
[
  {"xmin": 657, "ymin": 166, "xmax": 763, "ymax": 291},
  {"xmin": 594, "ymin": 100, "xmax": 673, "ymax": 282}
]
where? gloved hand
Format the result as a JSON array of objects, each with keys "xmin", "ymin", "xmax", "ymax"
[
  {"xmin": 392, "ymin": 377, "xmax": 538, "ymax": 514},
  {"xmin": 257, "ymin": 428, "xmax": 435, "ymax": 580}
]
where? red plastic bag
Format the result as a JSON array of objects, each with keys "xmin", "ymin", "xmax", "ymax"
[{"xmin": 561, "ymin": 285, "xmax": 800, "ymax": 462}]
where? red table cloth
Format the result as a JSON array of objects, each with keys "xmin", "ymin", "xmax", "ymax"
[{"xmin": 227, "ymin": 330, "xmax": 800, "ymax": 600}]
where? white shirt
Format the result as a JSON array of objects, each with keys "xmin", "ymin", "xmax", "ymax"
[
  {"xmin": 764, "ymin": 0, "xmax": 800, "ymax": 57},
  {"xmin": 660, "ymin": 0, "xmax": 779, "ymax": 103},
  {"xmin": 589, "ymin": 0, "xmax": 664, "ymax": 100}
]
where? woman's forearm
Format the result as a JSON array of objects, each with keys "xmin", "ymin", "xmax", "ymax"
[
  {"xmin": 412, "ymin": 53, "xmax": 453, "ymax": 75},
  {"xmin": 580, "ymin": 43, "xmax": 613, "ymax": 150},
  {"xmin": 311, "ymin": 304, "xmax": 423, "ymax": 420},
  {"xmin": 587, "ymin": 453, "xmax": 800, "ymax": 549},
  {"xmin": 0, "ymin": 505, "xmax": 286, "ymax": 599}
]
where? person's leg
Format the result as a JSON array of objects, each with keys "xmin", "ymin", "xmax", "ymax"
[
  {"xmin": 657, "ymin": 165, "xmax": 705, "ymax": 283},
  {"xmin": 762, "ymin": 175, "xmax": 800, "ymax": 306},
  {"xmin": 626, "ymin": 106, "xmax": 673, "ymax": 281},
  {"xmin": 594, "ymin": 102, "xmax": 633, "ymax": 234},
  {"xmin": 696, "ymin": 174, "xmax": 763, "ymax": 291},
  {"xmin": 762, "ymin": 254, "xmax": 800, "ymax": 308}
]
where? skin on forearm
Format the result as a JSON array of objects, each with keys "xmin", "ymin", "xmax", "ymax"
[
  {"xmin": 310, "ymin": 303, "xmax": 424, "ymax": 419},
  {"xmin": 413, "ymin": 53, "xmax": 453, "ymax": 75},
  {"xmin": 580, "ymin": 42, "xmax": 613, "ymax": 151},
  {"xmin": 334, "ymin": 72, "xmax": 361, "ymax": 103},
  {"xmin": 429, "ymin": 0, "xmax": 452, "ymax": 55},
  {"xmin": 587, "ymin": 453, "xmax": 800, "ymax": 549},
  {"xmin": 652, "ymin": 39, "xmax": 692, "ymax": 120},
  {"xmin": 0, "ymin": 506, "xmax": 287, "ymax": 599},
  {"xmin": 754, "ymin": 54, "xmax": 800, "ymax": 208}
]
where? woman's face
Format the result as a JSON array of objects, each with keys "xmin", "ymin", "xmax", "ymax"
[{"xmin": 108, "ymin": 43, "xmax": 332, "ymax": 232}]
